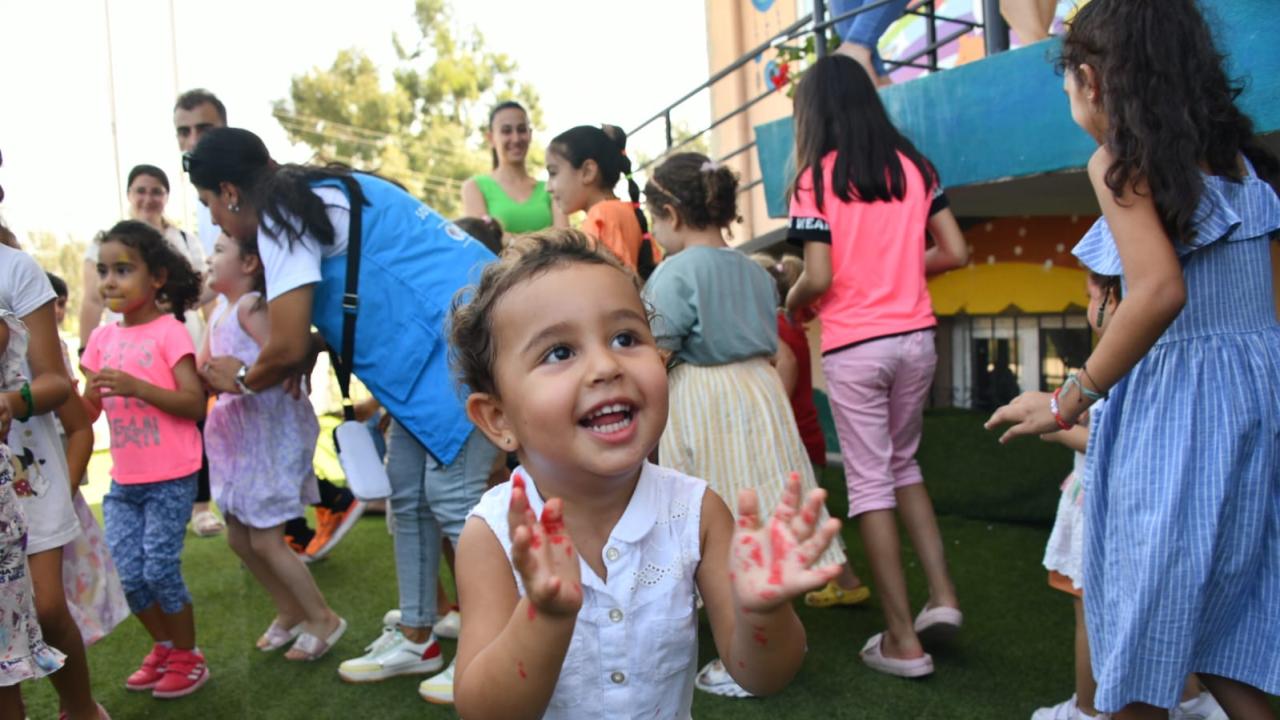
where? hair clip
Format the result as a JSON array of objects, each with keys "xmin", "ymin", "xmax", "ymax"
[{"xmin": 700, "ymin": 160, "xmax": 722, "ymax": 173}]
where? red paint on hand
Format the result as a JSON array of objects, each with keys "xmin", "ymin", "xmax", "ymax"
[
  {"xmin": 527, "ymin": 602, "xmax": 537, "ymax": 621},
  {"xmin": 801, "ymin": 509, "xmax": 816, "ymax": 525},
  {"xmin": 738, "ymin": 660, "xmax": 747, "ymax": 669},
  {"xmin": 530, "ymin": 533, "xmax": 542, "ymax": 550},
  {"xmin": 766, "ymin": 518, "xmax": 792, "ymax": 586},
  {"xmin": 517, "ymin": 660, "xmax": 527, "ymax": 679},
  {"xmin": 752, "ymin": 628, "xmax": 768, "ymax": 646},
  {"xmin": 737, "ymin": 516, "xmax": 754, "ymax": 529},
  {"xmin": 750, "ymin": 544, "xmax": 765, "ymax": 568},
  {"xmin": 759, "ymin": 589, "xmax": 779, "ymax": 602},
  {"xmin": 550, "ymin": 535, "xmax": 566, "ymax": 544}
]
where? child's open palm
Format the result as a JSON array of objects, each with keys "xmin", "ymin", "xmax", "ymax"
[
  {"xmin": 508, "ymin": 472, "xmax": 583, "ymax": 619},
  {"xmin": 730, "ymin": 473, "xmax": 843, "ymax": 613}
]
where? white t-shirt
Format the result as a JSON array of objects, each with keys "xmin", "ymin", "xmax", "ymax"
[
  {"xmin": 0, "ymin": 244, "xmax": 79, "ymax": 553},
  {"xmin": 257, "ymin": 186, "xmax": 350, "ymax": 302},
  {"xmin": 1, "ymin": 244, "xmax": 57, "ymax": 318}
]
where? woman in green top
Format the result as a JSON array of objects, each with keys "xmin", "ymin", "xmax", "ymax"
[{"xmin": 461, "ymin": 101, "xmax": 564, "ymax": 235}]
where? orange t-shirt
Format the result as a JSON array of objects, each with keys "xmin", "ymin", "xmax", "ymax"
[{"xmin": 582, "ymin": 199, "xmax": 647, "ymax": 271}]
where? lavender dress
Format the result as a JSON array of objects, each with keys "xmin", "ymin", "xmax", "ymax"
[{"xmin": 204, "ymin": 295, "xmax": 320, "ymax": 529}]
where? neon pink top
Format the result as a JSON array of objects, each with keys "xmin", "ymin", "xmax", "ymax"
[
  {"xmin": 788, "ymin": 150, "xmax": 937, "ymax": 354},
  {"xmin": 82, "ymin": 315, "xmax": 202, "ymax": 484}
]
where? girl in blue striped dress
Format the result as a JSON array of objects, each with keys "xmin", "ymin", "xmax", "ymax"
[{"xmin": 986, "ymin": 1, "xmax": 1280, "ymax": 717}]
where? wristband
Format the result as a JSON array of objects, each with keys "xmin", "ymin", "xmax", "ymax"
[
  {"xmin": 1050, "ymin": 386, "xmax": 1074, "ymax": 431},
  {"xmin": 16, "ymin": 381, "xmax": 34, "ymax": 422},
  {"xmin": 1078, "ymin": 364, "xmax": 1109, "ymax": 401}
]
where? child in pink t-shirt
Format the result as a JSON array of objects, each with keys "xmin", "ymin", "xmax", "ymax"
[
  {"xmin": 81, "ymin": 220, "xmax": 211, "ymax": 700},
  {"xmin": 783, "ymin": 55, "xmax": 969, "ymax": 679}
]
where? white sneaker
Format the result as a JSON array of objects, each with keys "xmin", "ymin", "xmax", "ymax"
[
  {"xmin": 337, "ymin": 625, "xmax": 443, "ymax": 682},
  {"xmin": 433, "ymin": 610, "xmax": 461, "ymax": 640},
  {"xmin": 419, "ymin": 659, "xmax": 455, "ymax": 704},
  {"xmin": 694, "ymin": 658, "xmax": 753, "ymax": 698},
  {"xmin": 382, "ymin": 609, "xmax": 401, "ymax": 627},
  {"xmin": 1031, "ymin": 695, "xmax": 1110, "ymax": 720},
  {"xmin": 1171, "ymin": 692, "xmax": 1227, "ymax": 720}
]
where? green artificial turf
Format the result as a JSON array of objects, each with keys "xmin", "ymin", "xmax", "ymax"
[{"xmin": 20, "ymin": 411, "xmax": 1278, "ymax": 718}]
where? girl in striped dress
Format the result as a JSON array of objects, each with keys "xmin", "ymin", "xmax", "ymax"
[
  {"xmin": 988, "ymin": 1, "xmax": 1280, "ymax": 716},
  {"xmin": 642, "ymin": 153, "xmax": 867, "ymax": 698}
]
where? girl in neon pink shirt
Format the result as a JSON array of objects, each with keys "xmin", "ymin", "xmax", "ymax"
[
  {"xmin": 784, "ymin": 55, "xmax": 969, "ymax": 679},
  {"xmin": 82, "ymin": 220, "xmax": 210, "ymax": 699}
]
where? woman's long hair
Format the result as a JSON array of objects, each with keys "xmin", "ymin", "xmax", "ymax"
[
  {"xmin": 187, "ymin": 127, "xmax": 367, "ymax": 247},
  {"xmin": 789, "ymin": 55, "xmax": 937, "ymax": 213}
]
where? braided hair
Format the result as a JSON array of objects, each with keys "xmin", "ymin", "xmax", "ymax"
[{"xmin": 549, "ymin": 125, "xmax": 657, "ymax": 279}]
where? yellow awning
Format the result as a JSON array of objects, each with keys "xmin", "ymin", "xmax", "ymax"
[{"xmin": 928, "ymin": 262, "xmax": 1089, "ymax": 315}]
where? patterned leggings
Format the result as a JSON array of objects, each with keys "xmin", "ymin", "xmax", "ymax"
[{"xmin": 102, "ymin": 473, "xmax": 197, "ymax": 614}]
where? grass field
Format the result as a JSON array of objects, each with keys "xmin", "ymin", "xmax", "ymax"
[{"xmin": 21, "ymin": 411, "xmax": 1278, "ymax": 718}]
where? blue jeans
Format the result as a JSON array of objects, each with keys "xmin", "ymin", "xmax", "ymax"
[
  {"xmin": 385, "ymin": 421, "xmax": 497, "ymax": 629},
  {"xmin": 102, "ymin": 473, "xmax": 198, "ymax": 614},
  {"xmin": 831, "ymin": 0, "xmax": 911, "ymax": 76}
]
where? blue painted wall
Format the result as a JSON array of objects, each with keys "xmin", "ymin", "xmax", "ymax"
[{"xmin": 756, "ymin": 0, "xmax": 1280, "ymax": 217}]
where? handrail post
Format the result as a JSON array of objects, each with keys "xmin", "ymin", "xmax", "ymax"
[
  {"xmin": 664, "ymin": 110, "xmax": 673, "ymax": 150},
  {"xmin": 925, "ymin": 0, "xmax": 938, "ymax": 72},
  {"xmin": 981, "ymin": 0, "xmax": 1009, "ymax": 56},
  {"xmin": 814, "ymin": 0, "xmax": 829, "ymax": 58}
]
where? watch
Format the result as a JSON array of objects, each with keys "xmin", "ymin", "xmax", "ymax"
[{"xmin": 234, "ymin": 364, "xmax": 256, "ymax": 396}]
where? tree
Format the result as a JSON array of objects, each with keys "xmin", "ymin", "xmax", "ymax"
[
  {"xmin": 24, "ymin": 231, "xmax": 87, "ymax": 338},
  {"xmin": 274, "ymin": 0, "xmax": 543, "ymax": 217}
]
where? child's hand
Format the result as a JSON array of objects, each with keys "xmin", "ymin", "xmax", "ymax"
[
  {"xmin": 507, "ymin": 472, "xmax": 582, "ymax": 619},
  {"xmin": 91, "ymin": 368, "xmax": 142, "ymax": 398},
  {"xmin": 730, "ymin": 472, "xmax": 842, "ymax": 613}
]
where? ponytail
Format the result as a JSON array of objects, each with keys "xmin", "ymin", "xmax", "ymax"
[{"xmin": 602, "ymin": 125, "xmax": 657, "ymax": 280}]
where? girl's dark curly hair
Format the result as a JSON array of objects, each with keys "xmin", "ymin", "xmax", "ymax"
[
  {"xmin": 449, "ymin": 228, "xmax": 639, "ymax": 397},
  {"xmin": 644, "ymin": 153, "xmax": 742, "ymax": 232},
  {"xmin": 98, "ymin": 220, "xmax": 201, "ymax": 322},
  {"xmin": 1059, "ymin": 0, "xmax": 1279, "ymax": 245}
]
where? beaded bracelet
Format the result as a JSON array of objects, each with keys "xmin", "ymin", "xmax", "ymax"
[
  {"xmin": 16, "ymin": 381, "xmax": 34, "ymax": 422},
  {"xmin": 1050, "ymin": 386, "xmax": 1074, "ymax": 431}
]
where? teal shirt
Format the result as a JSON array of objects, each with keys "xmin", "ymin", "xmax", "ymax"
[
  {"xmin": 643, "ymin": 246, "xmax": 779, "ymax": 366},
  {"xmin": 472, "ymin": 175, "xmax": 554, "ymax": 234}
]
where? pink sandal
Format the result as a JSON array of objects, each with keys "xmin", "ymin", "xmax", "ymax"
[
  {"xmin": 257, "ymin": 620, "xmax": 303, "ymax": 652},
  {"xmin": 286, "ymin": 617, "xmax": 348, "ymax": 662},
  {"xmin": 913, "ymin": 605, "xmax": 963, "ymax": 643},
  {"xmin": 860, "ymin": 633, "xmax": 934, "ymax": 678}
]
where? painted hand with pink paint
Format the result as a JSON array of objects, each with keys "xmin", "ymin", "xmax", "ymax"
[
  {"xmin": 506, "ymin": 472, "xmax": 583, "ymax": 619},
  {"xmin": 729, "ymin": 472, "xmax": 844, "ymax": 613}
]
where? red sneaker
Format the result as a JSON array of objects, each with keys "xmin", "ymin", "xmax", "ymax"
[
  {"xmin": 152, "ymin": 648, "xmax": 210, "ymax": 699},
  {"xmin": 125, "ymin": 643, "xmax": 171, "ymax": 691}
]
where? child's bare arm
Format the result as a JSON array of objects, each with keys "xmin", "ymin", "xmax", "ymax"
[
  {"xmin": 56, "ymin": 389, "xmax": 94, "ymax": 492},
  {"xmin": 1041, "ymin": 424, "xmax": 1090, "ymax": 453},
  {"xmin": 91, "ymin": 355, "xmax": 207, "ymax": 421},
  {"xmin": 698, "ymin": 475, "xmax": 842, "ymax": 696},
  {"xmin": 454, "ymin": 480, "xmax": 583, "ymax": 720}
]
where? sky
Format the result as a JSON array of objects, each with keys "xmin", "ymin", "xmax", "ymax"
[{"xmin": 0, "ymin": 0, "xmax": 711, "ymax": 240}]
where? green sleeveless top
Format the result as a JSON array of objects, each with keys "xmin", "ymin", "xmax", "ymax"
[{"xmin": 473, "ymin": 175, "xmax": 554, "ymax": 234}]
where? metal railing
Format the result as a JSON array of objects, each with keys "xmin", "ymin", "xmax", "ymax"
[{"xmin": 630, "ymin": 0, "xmax": 1009, "ymax": 199}]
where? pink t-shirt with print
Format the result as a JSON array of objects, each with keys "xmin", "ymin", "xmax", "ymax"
[
  {"xmin": 788, "ymin": 150, "xmax": 938, "ymax": 354},
  {"xmin": 82, "ymin": 315, "xmax": 202, "ymax": 484}
]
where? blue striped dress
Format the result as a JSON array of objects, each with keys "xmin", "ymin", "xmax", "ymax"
[{"xmin": 1073, "ymin": 161, "xmax": 1280, "ymax": 712}]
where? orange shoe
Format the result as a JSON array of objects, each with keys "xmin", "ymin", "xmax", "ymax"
[{"xmin": 305, "ymin": 500, "xmax": 366, "ymax": 561}]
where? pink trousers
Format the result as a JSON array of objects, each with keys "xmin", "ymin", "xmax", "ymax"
[{"xmin": 822, "ymin": 329, "xmax": 936, "ymax": 517}]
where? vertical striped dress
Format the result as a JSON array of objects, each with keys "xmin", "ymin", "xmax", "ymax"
[{"xmin": 1073, "ymin": 161, "xmax": 1280, "ymax": 711}]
